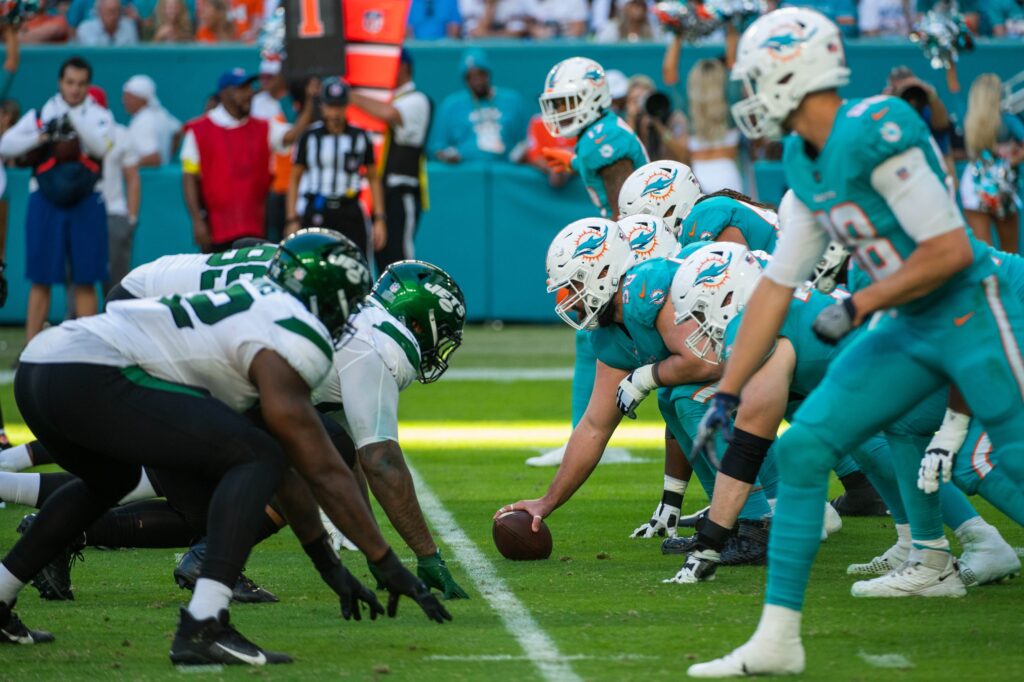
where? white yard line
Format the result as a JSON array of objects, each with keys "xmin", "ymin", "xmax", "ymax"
[{"xmin": 406, "ymin": 461, "xmax": 582, "ymax": 682}]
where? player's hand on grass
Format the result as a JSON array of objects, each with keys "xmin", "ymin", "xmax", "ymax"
[
  {"xmin": 367, "ymin": 558, "xmax": 387, "ymax": 590},
  {"xmin": 616, "ymin": 365, "xmax": 658, "ymax": 419},
  {"xmin": 493, "ymin": 499, "xmax": 551, "ymax": 533},
  {"xmin": 320, "ymin": 563, "xmax": 384, "ymax": 621},
  {"xmin": 417, "ymin": 551, "xmax": 469, "ymax": 600},
  {"xmin": 541, "ymin": 147, "xmax": 575, "ymax": 174},
  {"xmin": 694, "ymin": 392, "xmax": 739, "ymax": 469},
  {"xmin": 631, "ymin": 500, "xmax": 680, "ymax": 538},
  {"xmin": 373, "ymin": 549, "xmax": 452, "ymax": 624},
  {"xmin": 812, "ymin": 297, "xmax": 858, "ymax": 345},
  {"xmin": 918, "ymin": 409, "xmax": 970, "ymax": 494}
]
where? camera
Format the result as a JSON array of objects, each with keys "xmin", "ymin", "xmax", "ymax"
[{"xmin": 644, "ymin": 91, "xmax": 672, "ymax": 123}]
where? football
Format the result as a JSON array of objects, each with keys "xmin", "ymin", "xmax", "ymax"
[{"xmin": 492, "ymin": 510, "xmax": 552, "ymax": 560}]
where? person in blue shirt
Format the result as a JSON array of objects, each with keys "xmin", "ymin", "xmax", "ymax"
[
  {"xmin": 427, "ymin": 48, "xmax": 527, "ymax": 164},
  {"xmin": 406, "ymin": 0, "xmax": 461, "ymax": 40}
]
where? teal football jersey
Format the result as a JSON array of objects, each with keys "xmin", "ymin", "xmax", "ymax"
[
  {"xmin": 679, "ymin": 195, "xmax": 779, "ymax": 253},
  {"xmin": 574, "ymin": 111, "xmax": 649, "ymax": 217},
  {"xmin": 588, "ymin": 326, "xmax": 643, "ymax": 371},
  {"xmin": 783, "ymin": 96, "xmax": 994, "ymax": 314},
  {"xmin": 621, "ymin": 258, "xmax": 680, "ymax": 363}
]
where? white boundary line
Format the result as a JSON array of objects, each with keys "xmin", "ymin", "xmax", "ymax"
[{"xmin": 406, "ymin": 461, "xmax": 582, "ymax": 682}]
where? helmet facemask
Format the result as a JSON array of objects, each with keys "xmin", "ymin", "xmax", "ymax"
[
  {"xmin": 549, "ymin": 262, "xmax": 618, "ymax": 331},
  {"xmin": 540, "ymin": 91, "xmax": 586, "ymax": 138},
  {"xmin": 416, "ymin": 308, "xmax": 463, "ymax": 384}
]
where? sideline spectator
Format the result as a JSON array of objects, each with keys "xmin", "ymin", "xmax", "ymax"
[
  {"xmin": 987, "ymin": 0, "xmax": 1024, "ymax": 37},
  {"xmin": 681, "ymin": 59, "xmax": 741, "ymax": 192},
  {"xmin": 226, "ymin": 0, "xmax": 263, "ymax": 42},
  {"xmin": 350, "ymin": 49, "xmax": 433, "ymax": 271},
  {"xmin": 122, "ymin": 74, "xmax": 181, "ymax": 166},
  {"xmin": 19, "ymin": 0, "xmax": 72, "ymax": 43},
  {"xmin": 195, "ymin": 0, "xmax": 236, "ymax": 42},
  {"xmin": 460, "ymin": 0, "xmax": 528, "ymax": 38},
  {"xmin": 251, "ymin": 57, "xmax": 290, "ymax": 242},
  {"xmin": 0, "ymin": 56, "xmax": 113, "ymax": 340},
  {"xmin": 66, "ymin": 0, "xmax": 139, "ymax": 28},
  {"xmin": 858, "ymin": 0, "xmax": 912, "ymax": 36},
  {"xmin": 606, "ymin": 69, "xmax": 629, "ymax": 117},
  {"xmin": 595, "ymin": 0, "xmax": 657, "ymax": 43},
  {"xmin": 522, "ymin": 111, "xmax": 574, "ymax": 187},
  {"xmin": 407, "ymin": 0, "xmax": 461, "ymax": 39},
  {"xmin": 89, "ymin": 85, "xmax": 140, "ymax": 291},
  {"xmin": 428, "ymin": 48, "xmax": 527, "ymax": 164},
  {"xmin": 882, "ymin": 65, "xmax": 952, "ymax": 158},
  {"xmin": 286, "ymin": 78, "xmax": 386, "ymax": 259},
  {"xmin": 75, "ymin": 0, "xmax": 140, "ymax": 45},
  {"xmin": 525, "ymin": 0, "xmax": 587, "ymax": 39},
  {"xmin": 180, "ymin": 67, "xmax": 315, "ymax": 252},
  {"xmin": 152, "ymin": 0, "xmax": 195, "ymax": 41}
]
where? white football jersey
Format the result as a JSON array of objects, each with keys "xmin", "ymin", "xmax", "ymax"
[
  {"xmin": 312, "ymin": 300, "xmax": 420, "ymax": 448},
  {"xmin": 119, "ymin": 245, "xmax": 278, "ymax": 298},
  {"xmin": 24, "ymin": 279, "xmax": 333, "ymax": 412}
]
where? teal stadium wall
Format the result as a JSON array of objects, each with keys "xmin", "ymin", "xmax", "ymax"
[{"xmin": 2, "ymin": 41, "xmax": 1023, "ymax": 323}]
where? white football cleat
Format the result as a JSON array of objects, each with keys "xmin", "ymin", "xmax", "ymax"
[
  {"xmin": 956, "ymin": 521, "xmax": 1021, "ymax": 587},
  {"xmin": 319, "ymin": 509, "xmax": 357, "ymax": 551},
  {"xmin": 821, "ymin": 502, "xmax": 842, "ymax": 541},
  {"xmin": 663, "ymin": 549, "xmax": 720, "ymax": 584},
  {"xmin": 847, "ymin": 540, "xmax": 910, "ymax": 576},
  {"xmin": 851, "ymin": 554, "xmax": 966, "ymax": 598},
  {"xmin": 525, "ymin": 444, "xmax": 566, "ymax": 467},
  {"xmin": 688, "ymin": 636, "xmax": 805, "ymax": 677}
]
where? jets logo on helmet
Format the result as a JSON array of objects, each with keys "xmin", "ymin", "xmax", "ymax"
[
  {"xmin": 572, "ymin": 225, "xmax": 610, "ymax": 261},
  {"xmin": 760, "ymin": 22, "xmax": 818, "ymax": 61},
  {"xmin": 618, "ymin": 161, "xmax": 702, "ymax": 237},
  {"xmin": 693, "ymin": 252, "xmax": 734, "ymax": 289},
  {"xmin": 424, "ymin": 281, "xmax": 466, "ymax": 316},
  {"xmin": 618, "ymin": 215, "xmax": 679, "ymax": 263}
]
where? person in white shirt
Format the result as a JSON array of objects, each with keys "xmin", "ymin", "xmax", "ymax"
[
  {"xmin": 251, "ymin": 57, "xmax": 291, "ymax": 241},
  {"xmin": 102, "ymin": 122, "xmax": 140, "ymax": 289},
  {"xmin": 858, "ymin": 0, "xmax": 912, "ymax": 36},
  {"xmin": 525, "ymin": 0, "xmax": 587, "ymax": 38},
  {"xmin": 122, "ymin": 74, "xmax": 181, "ymax": 167},
  {"xmin": 74, "ymin": 0, "xmax": 139, "ymax": 46}
]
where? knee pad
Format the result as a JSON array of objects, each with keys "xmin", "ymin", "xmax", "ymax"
[
  {"xmin": 774, "ymin": 424, "xmax": 840, "ymax": 487},
  {"xmin": 719, "ymin": 428, "xmax": 773, "ymax": 485}
]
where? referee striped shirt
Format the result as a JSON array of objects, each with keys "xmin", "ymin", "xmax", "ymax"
[{"xmin": 294, "ymin": 122, "xmax": 375, "ymax": 199}]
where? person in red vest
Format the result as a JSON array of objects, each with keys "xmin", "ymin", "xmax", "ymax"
[{"xmin": 180, "ymin": 68, "xmax": 316, "ymax": 252}]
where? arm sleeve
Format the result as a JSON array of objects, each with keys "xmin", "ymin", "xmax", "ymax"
[
  {"xmin": 763, "ymin": 190, "xmax": 830, "ymax": 287},
  {"xmin": 336, "ymin": 338, "xmax": 401, "ymax": 448},
  {"xmin": 179, "ymin": 128, "xmax": 200, "ymax": 174},
  {"xmin": 68, "ymin": 105, "xmax": 114, "ymax": 158},
  {"xmin": 0, "ymin": 110, "xmax": 44, "ymax": 158},
  {"xmin": 391, "ymin": 93, "xmax": 430, "ymax": 146},
  {"xmin": 869, "ymin": 146, "xmax": 965, "ymax": 243},
  {"xmin": 129, "ymin": 116, "xmax": 161, "ymax": 158},
  {"xmin": 268, "ymin": 118, "xmax": 291, "ymax": 153}
]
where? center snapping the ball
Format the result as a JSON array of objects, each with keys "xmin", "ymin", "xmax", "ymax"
[{"xmin": 492, "ymin": 510, "xmax": 552, "ymax": 560}]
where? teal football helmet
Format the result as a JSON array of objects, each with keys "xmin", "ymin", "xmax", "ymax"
[{"xmin": 372, "ymin": 260, "xmax": 466, "ymax": 383}]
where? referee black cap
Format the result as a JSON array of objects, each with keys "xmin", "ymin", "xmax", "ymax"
[{"xmin": 321, "ymin": 77, "xmax": 350, "ymax": 106}]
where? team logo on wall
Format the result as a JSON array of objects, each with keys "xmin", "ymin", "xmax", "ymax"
[{"xmin": 363, "ymin": 9, "xmax": 384, "ymax": 33}]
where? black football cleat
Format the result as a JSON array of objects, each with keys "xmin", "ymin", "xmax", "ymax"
[
  {"xmin": 16, "ymin": 514, "xmax": 84, "ymax": 601},
  {"xmin": 831, "ymin": 485, "xmax": 889, "ymax": 517},
  {"xmin": 661, "ymin": 533, "xmax": 700, "ymax": 556},
  {"xmin": 169, "ymin": 607, "xmax": 291, "ymax": 666},
  {"xmin": 0, "ymin": 600, "xmax": 54, "ymax": 644},
  {"xmin": 174, "ymin": 541, "xmax": 278, "ymax": 604},
  {"xmin": 720, "ymin": 519, "xmax": 769, "ymax": 566},
  {"xmin": 676, "ymin": 505, "xmax": 710, "ymax": 528}
]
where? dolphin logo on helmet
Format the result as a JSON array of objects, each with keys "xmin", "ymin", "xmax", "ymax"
[
  {"xmin": 641, "ymin": 168, "xmax": 679, "ymax": 198},
  {"xmin": 573, "ymin": 226, "xmax": 609, "ymax": 258},
  {"xmin": 694, "ymin": 252, "xmax": 734, "ymax": 287}
]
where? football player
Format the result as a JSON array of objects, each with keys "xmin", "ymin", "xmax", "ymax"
[{"xmin": 688, "ymin": 8, "xmax": 1024, "ymax": 676}]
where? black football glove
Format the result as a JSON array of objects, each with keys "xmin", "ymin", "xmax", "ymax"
[
  {"xmin": 372, "ymin": 548, "xmax": 452, "ymax": 623},
  {"xmin": 319, "ymin": 563, "xmax": 384, "ymax": 621}
]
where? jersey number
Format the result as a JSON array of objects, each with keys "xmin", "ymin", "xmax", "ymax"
[
  {"xmin": 200, "ymin": 247, "xmax": 275, "ymax": 290},
  {"xmin": 815, "ymin": 203, "xmax": 903, "ymax": 281},
  {"xmin": 160, "ymin": 283, "xmax": 255, "ymax": 329}
]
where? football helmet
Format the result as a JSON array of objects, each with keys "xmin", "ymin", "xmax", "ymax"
[
  {"xmin": 372, "ymin": 261, "xmax": 466, "ymax": 384},
  {"xmin": 809, "ymin": 241, "xmax": 850, "ymax": 294},
  {"xmin": 546, "ymin": 218, "xmax": 632, "ymax": 331},
  {"xmin": 618, "ymin": 215, "xmax": 680, "ymax": 264},
  {"xmin": 618, "ymin": 161, "xmax": 703, "ymax": 235},
  {"xmin": 731, "ymin": 7, "xmax": 850, "ymax": 140},
  {"xmin": 539, "ymin": 57, "xmax": 612, "ymax": 138},
  {"xmin": 268, "ymin": 228, "xmax": 372, "ymax": 339},
  {"xmin": 670, "ymin": 243, "xmax": 763, "ymax": 363}
]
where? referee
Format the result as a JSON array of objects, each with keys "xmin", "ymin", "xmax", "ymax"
[{"xmin": 286, "ymin": 77, "xmax": 385, "ymax": 259}]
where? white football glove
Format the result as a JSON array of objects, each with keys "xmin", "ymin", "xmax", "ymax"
[
  {"xmin": 631, "ymin": 501, "xmax": 681, "ymax": 538},
  {"xmin": 616, "ymin": 364, "xmax": 659, "ymax": 419},
  {"xmin": 918, "ymin": 409, "xmax": 970, "ymax": 494}
]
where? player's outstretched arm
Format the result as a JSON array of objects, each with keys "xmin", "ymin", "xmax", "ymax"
[{"xmin": 497, "ymin": 361, "xmax": 627, "ymax": 531}]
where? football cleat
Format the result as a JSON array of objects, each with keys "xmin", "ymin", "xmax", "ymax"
[
  {"xmin": 174, "ymin": 542, "xmax": 279, "ymax": 604},
  {"xmin": 957, "ymin": 522, "xmax": 1021, "ymax": 587},
  {"xmin": 720, "ymin": 519, "xmax": 769, "ymax": 567},
  {"xmin": 16, "ymin": 514, "xmax": 83, "ymax": 601},
  {"xmin": 822, "ymin": 502, "xmax": 842, "ymax": 541},
  {"xmin": 678, "ymin": 505, "xmax": 710, "ymax": 529},
  {"xmin": 525, "ymin": 444, "xmax": 565, "ymax": 468},
  {"xmin": 663, "ymin": 549, "xmax": 721, "ymax": 584},
  {"xmin": 847, "ymin": 541, "xmax": 910, "ymax": 576},
  {"xmin": 169, "ymin": 607, "xmax": 291, "ymax": 666},
  {"xmin": 0, "ymin": 600, "xmax": 54, "ymax": 645},
  {"xmin": 830, "ymin": 485, "xmax": 888, "ymax": 517},
  {"xmin": 662, "ymin": 533, "xmax": 700, "ymax": 556},
  {"xmin": 687, "ymin": 635, "xmax": 805, "ymax": 677},
  {"xmin": 851, "ymin": 555, "xmax": 966, "ymax": 598}
]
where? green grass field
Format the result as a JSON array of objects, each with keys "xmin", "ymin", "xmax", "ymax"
[{"xmin": 0, "ymin": 324, "xmax": 1022, "ymax": 681}]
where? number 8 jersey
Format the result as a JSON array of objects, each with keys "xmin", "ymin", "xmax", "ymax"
[{"xmin": 22, "ymin": 278, "xmax": 334, "ymax": 412}]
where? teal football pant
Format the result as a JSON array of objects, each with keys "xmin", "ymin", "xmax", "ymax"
[
  {"xmin": 765, "ymin": 273, "xmax": 1024, "ymax": 611},
  {"xmin": 572, "ymin": 330, "xmax": 597, "ymax": 428},
  {"xmin": 953, "ymin": 420, "xmax": 1024, "ymax": 525}
]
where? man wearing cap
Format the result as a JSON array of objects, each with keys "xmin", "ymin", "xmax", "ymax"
[
  {"xmin": 122, "ymin": 74, "xmax": 181, "ymax": 167},
  {"xmin": 180, "ymin": 67, "xmax": 316, "ymax": 253},
  {"xmin": 286, "ymin": 77, "xmax": 386, "ymax": 259},
  {"xmin": 427, "ymin": 47, "xmax": 527, "ymax": 165},
  {"xmin": 349, "ymin": 49, "xmax": 431, "ymax": 271}
]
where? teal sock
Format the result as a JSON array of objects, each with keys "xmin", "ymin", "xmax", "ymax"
[
  {"xmin": 888, "ymin": 434, "xmax": 944, "ymax": 541},
  {"xmin": 938, "ymin": 483, "xmax": 979, "ymax": 530},
  {"xmin": 832, "ymin": 454, "xmax": 860, "ymax": 479},
  {"xmin": 738, "ymin": 486, "xmax": 773, "ymax": 521},
  {"xmin": 851, "ymin": 436, "xmax": 908, "ymax": 525},
  {"xmin": 765, "ymin": 481, "xmax": 829, "ymax": 610},
  {"xmin": 976, "ymin": 472, "xmax": 1024, "ymax": 526},
  {"xmin": 571, "ymin": 330, "xmax": 596, "ymax": 428}
]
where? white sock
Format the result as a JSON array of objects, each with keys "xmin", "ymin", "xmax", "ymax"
[
  {"xmin": 0, "ymin": 563, "xmax": 26, "ymax": 605},
  {"xmin": 0, "ymin": 445, "xmax": 33, "ymax": 473},
  {"xmin": 910, "ymin": 537, "xmax": 952, "ymax": 569},
  {"xmin": 895, "ymin": 523, "xmax": 912, "ymax": 547},
  {"xmin": 0, "ymin": 473, "xmax": 41, "ymax": 506},
  {"xmin": 188, "ymin": 578, "xmax": 233, "ymax": 621},
  {"xmin": 752, "ymin": 604, "xmax": 802, "ymax": 643}
]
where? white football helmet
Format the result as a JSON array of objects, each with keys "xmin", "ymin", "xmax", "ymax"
[
  {"xmin": 539, "ymin": 57, "xmax": 612, "ymax": 138},
  {"xmin": 618, "ymin": 161, "xmax": 703, "ymax": 235},
  {"xmin": 809, "ymin": 240, "xmax": 850, "ymax": 294},
  {"xmin": 731, "ymin": 8, "xmax": 851, "ymax": 140},
  {"xmin": 670, "ymin": 243, "xmax": 763, "ymax": 363},
  {"xmin": 618, "ymin": 215, "xmax": 679, "ymax": 264},
  {"xmin": 546, "ymin": 218, "xmax": 632, "ymax": 330}
]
